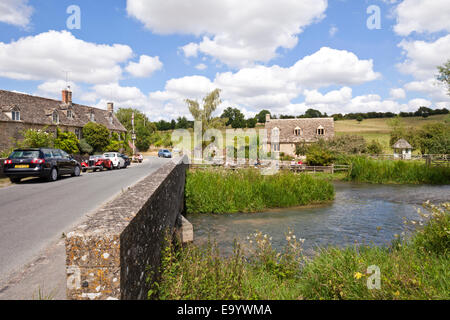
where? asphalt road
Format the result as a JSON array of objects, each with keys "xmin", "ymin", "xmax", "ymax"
[{"xmin": 0, "ymin": 156, "xmax": 168, "ymax": 282}]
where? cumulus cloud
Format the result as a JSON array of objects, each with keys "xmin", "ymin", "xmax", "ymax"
[
  {"xmin": 0, "ymin": 0, "xmax": 33, "ymax": 27},
  {"xmin": 393, "ymin": 0, "xmax": 450, "ymax": 36},
  {"xmin": 195, "ymin": 63, "xmax": 207, "ymax": 70},
  {"xmin": 125, "ymin": 55, "xmax": 163, "ymax": 78},
  {"xmin": 0, "ymin": 30, "xmax": 133, "ymax": 84},
  {"xmin": 390, "ymin": 88, "xmax": 406, "ymax": 100},
  {"xmin": 146, "ymin": 47, "xmax": 382, "ymax": 119},
  {"xmin": 127, "ymin": 0, "xmax": 327, "ymax": 67},
  {"xmin": 36, "ymin": 80, "xmax": 80, "ymax": 100}
]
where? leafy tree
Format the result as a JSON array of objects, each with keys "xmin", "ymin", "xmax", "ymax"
[
  {"xmin": 18, "ymin": 127, "xmax": 54, "ymax": 148},
  {"xmin": 82, "ymin": 122, "xmax": 110, "ymax": 152},
  {"xmin": 175, "ymin": 116, "xmax": 192, "ymax": 129},
  {"xmin": 356, "ymin": 115, "xmax": 364, "ymax": 123},
  {"xmin": 303, "ymin": 109, "xmax": 323, "ymax": 118},
  {"xmin": 246, "ymin": 118, "xmax": 257, "ymax": 128},
  {"xmin": 437, "ymin": 59, "xmax": 450, "ymax": 95},
  {"xmin": 306, "ymin": 145, "xmax": 335, "ymax": 166},
  {"xmin": 415, "ymin": 123, "xmax": 450, "ymax": 154},
  {"xmin": 326, "ymin": 135, "xmax": 367, "ymax": 154},
  {"xmin": 54, "ymin": 128, "xmax": 79, "ymax": 154},
  {"xmin": 295, "ymin": 142, "xmax": 308, "ymax": 156},
  {"xmin": 255, "ymin": 110, "xmax": 271, "ymax": 123},
  {"xmin": 116, "ymin": 108, "xmax": 156, "ymax": 152},
  {"xmin": 221, "ymin": 107, "xmax": 247, "ymax": 128}
]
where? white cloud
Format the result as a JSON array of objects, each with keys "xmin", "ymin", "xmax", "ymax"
[
  {"xmin": 0, "ymin": 30, "xmax": 133, "ymax": 84},
  {"xmin": 390, "ymin": 88, "xmax": 406, "ymax": 100},
  {"xmin": 127, "ymin": 0, "xmax": 327, "ymax": 67},
  {"xmin": 404, "ymin": 78, "xmax": 449, "ymax": 101},
  {"xmin": 36, "ymin": 80, "xmax": 80, "ymax": 99},
  {"xmin": 394, "ymin": 0, "xmax": 450, "ymax": 36},
  {"xmin": 329, "ymin": 26, "xmax": 338, "ymax": 37},
  {"xmin": 407, "ymin": 98, "xmax": 432, "ymax": 109},
  {"xmin": 147, "ymin": 47, "xmax": 382, "ymax": 119},
  {"xmin": 125, "ymin": 55, "xmax": 163, "ymax": 78},
  {"xmin": 397, "ymin": 35, "xmax": 450, "ymax": 80},
  {"xmin": 195, "ymin": 63, "xmax": 207, "ymax": 70},
  {"xmin": 0, "ymin": 0, "xmax": 33, "ymax": 27}
]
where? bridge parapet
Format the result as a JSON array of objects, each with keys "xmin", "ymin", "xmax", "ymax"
[{"xmin": 66, "ymin": 157, "xmax": 190, "ymax": 300}]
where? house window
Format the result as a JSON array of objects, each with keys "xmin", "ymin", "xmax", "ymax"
[
  {"xmin": 109, "ymin": 114, "xmax": 114, "ymax": 125},
  {"xmin": 67, "ymin": 109, "xmax": 73, "ymax": 119},
  {"xmin": 75, "ymin": 128, "xmax": 82, "ymax": 140},
  {"xmin": 90, "ymin": 112, "xmax": 95, "ymax": 122},
  {"xmin": 272, "ymin": 143, "xmax": 280, "ymax": 152},
  {"xmin": 52, "ymin": 111, "xmax": 59, "ymax": 124},
  {"xmin": 294, "ymin": 127, "xmax": 302, "ymax": 136},
  {"xmin": 12, "ymin": 110, "xmax": 20, "ymax": 121},
  {"xmin": 317, "ymin": 126, "xmax": 325, "ymax": 135}
]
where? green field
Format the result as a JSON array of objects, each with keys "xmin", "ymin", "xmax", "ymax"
[{"xmin": 335, "ymin": 115, "xmax": 448, "ymax": 153}]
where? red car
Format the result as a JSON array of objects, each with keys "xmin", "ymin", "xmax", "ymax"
[{"xmin": 81, "ymin": 155, "xmax": 113, "ymax": 172}]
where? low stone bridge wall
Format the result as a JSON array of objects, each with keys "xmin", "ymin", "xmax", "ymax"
[{"xmin": 65, "ymin": 157, "xmax": 192, "ymax": 300}]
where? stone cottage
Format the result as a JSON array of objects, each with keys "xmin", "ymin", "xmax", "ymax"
[
  {"xmin": 0, "ymin": 89, "xmax": 127, "ymax": 152},
  {"xmin": 264, "ymin": 114, "xmax": 335, "ymax": 156}
]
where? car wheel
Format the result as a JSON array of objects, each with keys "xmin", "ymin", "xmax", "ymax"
[
  {"xmin": 72, "ymin": 166, "xmax": 81, "ymax": 177},
  {"xmin": 47, "ymin": 167, "xmax": 58, "ymax": 182},
  {"xmin": 9, "ymin": 177, "xmax": 21, "ymax": 183},
  {"xmin": 82, "ymin": 168, "xmax": 87, "ymax": 173}
]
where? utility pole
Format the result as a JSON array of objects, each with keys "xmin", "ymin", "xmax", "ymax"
[{"xmin": 131, "ymin": 111, "xmax": 136, "ymax": 156}]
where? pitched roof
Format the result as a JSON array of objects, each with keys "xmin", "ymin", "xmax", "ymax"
[
  {"xmin": 393, "ymin": 139, "xmax": 412, "ymax": 149},
  {"xmin": 0, "ymin": 89, "xmax": 126, "ymax": 132},
  {"xmin": 265, "ymin": 117, "xmax": 335, "ymax": 143}
]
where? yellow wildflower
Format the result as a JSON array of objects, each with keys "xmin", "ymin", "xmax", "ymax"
[{"xmin": 354, "ymin": 272, "xmax": 363, "ymax": 279}]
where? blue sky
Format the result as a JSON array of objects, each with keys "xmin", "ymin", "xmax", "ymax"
[{"xmin": 0, "ymin": 0, "xmax": 449, "ymax": 120}]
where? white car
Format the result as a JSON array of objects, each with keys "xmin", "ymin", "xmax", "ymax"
[{"xmin": 103, "ymin": 152, "xmax": 125, "ymax": 169}]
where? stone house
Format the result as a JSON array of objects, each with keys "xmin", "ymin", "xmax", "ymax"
[
  {"xmin": 264, "ymin": 114, "xmax": 335, "ymax": 156},
  {"xmin": 0, "ymin": 89, "xmax": 127, "ymax": 152}
]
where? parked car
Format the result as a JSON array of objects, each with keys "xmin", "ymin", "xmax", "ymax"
[
  {"xmin": 103, "ymin": 152, "xmax": 126, "ymax": 169},
  {"xmin": 81, "ymin": 155, "xmax": 113, "ymax": 172},
  {"xmin": 119, "ymin": 153, "xmax": 131, "ymax": 168},
  {"xmin": 3, "ymin": 148, "xmax": 81, "ymax": 183},
  {"xmin": 158, "ymin": 149, "xmax": 172, "ymax": 158}
]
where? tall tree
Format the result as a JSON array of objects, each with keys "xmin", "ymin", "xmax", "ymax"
[
  {"xmin": 115, "ymin": 108, "xmax": 156, "ymax": 152},
  {"xmin": 255, "ymin": 110, "xmax": 271, "ymax": 123},
  {"xmin": 437, "ymin": 59, "xmax": 450, "ymax": 95}
]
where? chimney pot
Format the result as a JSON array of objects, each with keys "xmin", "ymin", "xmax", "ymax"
[
  {"xmin": 266, "ymin": 113, "xmax": 271, "ymax": 122},
  {"xmin": 62, "ymin": 89, "xmax": 72, "ymax": 104}
]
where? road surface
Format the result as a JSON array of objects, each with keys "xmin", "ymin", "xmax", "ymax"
[{"xmin": 0, "ymin": 156, "xmax": 168, "ymax": 282}]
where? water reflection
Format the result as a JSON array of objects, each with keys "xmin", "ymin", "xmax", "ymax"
[{"xmin": 188, "ymin": 182, "xmax": 450, "ymax": 256}]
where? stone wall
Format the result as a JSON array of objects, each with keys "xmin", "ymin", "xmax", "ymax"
[{"xmin": 66, "ymin": 157, "xmax": 190, "ymax": 300}]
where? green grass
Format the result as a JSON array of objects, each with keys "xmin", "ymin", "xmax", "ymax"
[
  {"xmin": 185, "ymin": 169, "xmax": 335, "ymax": 214},
  {"xmin": 346, "ymin": 157, "xmax": 450, "ymax": 185},
  {"xmin": 151, "ymin": 203, "xmax": 450, "ymax": 300}
]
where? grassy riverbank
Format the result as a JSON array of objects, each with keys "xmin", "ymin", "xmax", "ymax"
[
  {"xmin": 151, "ymin": 203, "xmax": 449, "ymax": 300},
  {"xmin": 185, "ymin": 169, "xmax": 335, "ymax": 214},
  {"xmin": 346, "ymin": 157, "xmax": 450, "ymax": 185}
]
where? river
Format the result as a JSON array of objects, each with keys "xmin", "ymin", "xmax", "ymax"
[{"xmin": 187, "ymin": 182, "xmax": 450, "ymax": 256}]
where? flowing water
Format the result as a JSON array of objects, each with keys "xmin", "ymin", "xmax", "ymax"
[{"xmin": 188, "ymin": 182, "xmax": 450, "ymax": 256}]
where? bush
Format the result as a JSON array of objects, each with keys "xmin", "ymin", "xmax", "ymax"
[
  {"xmin": 185, "ymin": 169, "xmax": 335, "ymax": 214},
  {"xmin": 326, "ymin": 135, "xmax": 367, "ymax": 155},
  {"xmin": 82, "ymin": 122, "xmax": 110, "ymax": 152},
  {"xmin": 306, "ymin": 145, "xmax": 335, "ymax": 166},
  {"xmin": 78, "ymin": 139, "xmax": 93, "ymax": 155},
  {"xmin": 367, "ymin": 140, "xmax": 383, "ymax": 155},
  {"xmin": 54, "ymin": 128, "xmax": 79, "ymax": 154},
  {"xmin": 18, "ymin": 127, "xmax": 54, "ymax": 148}
]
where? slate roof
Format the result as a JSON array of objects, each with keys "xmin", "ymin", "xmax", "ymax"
[
  {"xmin": 265, "ymin": 117, "xmax": 335, "ymax": 143},
  {"xmin": 393, "ymin": 139, "xmax": 412, "ymax": 149},
  {"xmin": 0, "ymin": 89, "xmax": 126, "ymax": 132}
]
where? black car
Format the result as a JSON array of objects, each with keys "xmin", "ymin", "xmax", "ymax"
[
  {"xmin": 119, "ymin": 153, "xmax": 131, "ymax": 168},
  {"xmin": 3, "ymin": 148, "xmax": 81, "ymax": 183}
]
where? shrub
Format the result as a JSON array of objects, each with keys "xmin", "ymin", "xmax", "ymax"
[
  {"xmin": 78, "ymin": 139, "xmax": 93, "ymax": 155},
  {"xmin": 54, "ymin": 128, "xmax": 79, "ymax": 154},
  {"xmin": 367, "ymin": 140, "xmax": 383, "ymax": 155},
  {"xmin": 18, "ymin": 127, "xmax": 54, "ymax": 148},
  {"xmin": 82, "ymin": 122, "xmax": 110, "ymax": 152},
  {"xmin": 306, "ymin": 145, "xmax": 335, "ymax": 166}
]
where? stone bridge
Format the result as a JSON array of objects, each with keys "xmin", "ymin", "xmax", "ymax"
[{"xmin": 65, "ymin": 156, "xmax": 193, "ymax": 300}]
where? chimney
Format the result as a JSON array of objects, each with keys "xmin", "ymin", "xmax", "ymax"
[
  {"xmin": 266, "ymin": 113, "xmax": 271, "ymax": 122},
  {"xmin": 62, "ymin": 88, "xmax": 72, "ymax": 104},
  {"xmin": 107, "ymin": 102, "xmax": 114, "ymax": 113}
]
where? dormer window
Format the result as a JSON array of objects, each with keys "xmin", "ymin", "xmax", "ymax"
[
  {"xmin": 52, "ymin": 111, "xmax": 59, "ymax": 124},
  {"xmin": 317, "ymin": 125, "xmax": 325, "ymax": 136},
  {"xmin": 272, "ymin": 127, "xmax": 280, "ymax": 136},
  {"xmin": 294, "ymin": 127, "xmax": 302, "ymax": 136},
  {"xmin": 90, "ymin": 111, "xmax": 95, "ymax": 122},
  {"xmin": 67, "ymin": 109, "xmax": 73, "ymax": 119},
  {"xmin": 109, "ymin": 113, "xmax": 114, "ymax": 125},
  {"xmin": 12, "ymin": 109, "xmax": 20, "ymax": 121}
]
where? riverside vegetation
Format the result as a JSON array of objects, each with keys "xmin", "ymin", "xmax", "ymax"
[
  {"xmin": 185, "ymin": 169, "xmax": 335, "ymax": 214},
  {"xmin": 150, "ymin": 202, "xmax": 449, "ymax": 300}
]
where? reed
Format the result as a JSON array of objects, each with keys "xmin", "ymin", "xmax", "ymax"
[{"xmin": 185, "ymin": 169, "xmax": 335, "ymax": 214}]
